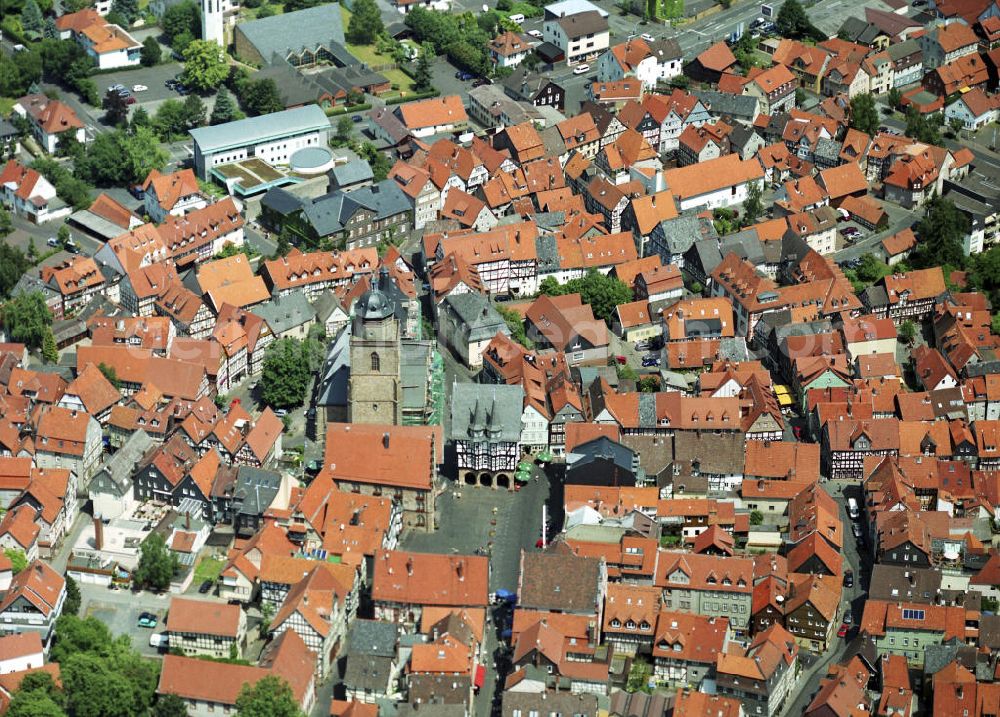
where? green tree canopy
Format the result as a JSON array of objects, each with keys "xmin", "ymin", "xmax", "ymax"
[
  {"xmin": 413, "ymin": 42, "xmax": 434, "ymax": 93},
  {"xmin": 133, "ymin": 532, "xmax": 178, "ymax": 591},
  {"xmin": 0, "ymin": 208, "xmax": 13, "ymax": 238},
  {"xmin": 358, "ymin": 142, "xmax": 390, "ymax": 182},
  {"xmin": 776, "ymin": 0, "xmax": 823, "ymax": 40},
  {"xmin": 347, "ymin": 0, "xmax": 385, "ymax": 45},
  {"xmin": 152, "ymin": 694, "xmax": 189, "ymax": 717},
  {"xmin": 910, "ymin": 196, "xmax": 968, "ymax": 270},
  {"xmin": 30, "ymin": 157, "xmax": 93, "ymax": 210},
  {"xmin": 110, "ymin": 0, "xmax": 140, "ymax": 23},
  {"xmin": 235, "ymin": 675, "xmax": 303, "ymax": 717},
  {"xmin": 63, "ymin": 575, "xmax": 81, "ymax": 616},
  {"xmin": 141, "ymin": 37, "xmax": 162, "ymax": 66},
  {"xmin": 162, "ymin": 0, "xmax": 200, "ymax": 43},
  {"xmin": 42, "ymin": 329, "xmax": 58, "ymax": 363},
  {"xmin": 539, "ymin": 269, "xmax": 633, "ymax": 322},
  {"xmin": 849, "ymin": 93, "xmax": 879, "ymax": 135},
  {"xmin": 49, "ymin": 615, "xmax": 114, "ymax": 664},
  {"xmin": 898, "ymin": 319, "xmax": 916, "ymax": 344},
  {"xmin": 210, "ymin": 86, "xmax": 242, "ymax": 125},
  {"xmin": 62, "ymin": 653, "xmax": 137, "ymax": 717},
  {"xmin": 260, "ymin": 338, "xmax": 315, "ymax": 409},
  {"xmin": 21, "ymin": 0, "xmax": 45, "ymax": 37},
  {"xmin": 7, "ymin": 671, "xmax": 65, "ymax": 717},
  {"xmin": 77, "ymin": 127, "xmax": 168, "ymax": 186},
  {"xmin": 904, "ymin": 107, "xmax": 942, "ymax": 145},
  {"xmin": 153, "ymin": 99, "xmax": 191, "ymax": 140},
  {"xmin": 2, "ymin": 292, "xmax": 53, "ymax": 349},
  {"xmin": 742, "ymin": 180, "xmax": 763, "ymax": 226},
  {"xmin": 4, "ymin": 548, "xmax": 27, "ymax": 574},
  {"xmin": 238, "ymin": 78, "xmax": 284, "ymax": 116},
  {"xmin": 0, "ymin": 242, "xmax": 31, "ymax": 299},
  {"xmin": 182, "ymin": 93, "xmax": 207, "ymax": 128},
  {"xmin": 181, "ymin": 40, "xmax": 229, "ymax": 92}
]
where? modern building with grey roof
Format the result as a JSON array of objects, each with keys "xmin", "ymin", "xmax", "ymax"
[
  {"xmin": 328, "ymin": 157, "xmax": 374, "ymax": 191},
  {"xmin": 233, "ymin": 3, "xmax": 350, "ymax": 67},
  {"xmin": 189, "ymin": 105, "xmax": 330, "ymax": 179},
  {"xmin": 437, "ymin": 292, "xmax": 509, "ymax": 369},
  {"xmin": 566, "ymin": 435, "xmax": 640, "ymax": 487}
]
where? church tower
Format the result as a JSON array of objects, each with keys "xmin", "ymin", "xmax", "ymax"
[
  {"xmin": 202, "ymin": 0, "xmax": 224, "ymax": 47},
  {"xmin": 348, "ymin": 281, "xmax": 402, "ymax": 425}
]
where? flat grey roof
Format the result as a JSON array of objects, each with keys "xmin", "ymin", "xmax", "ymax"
[
  {"xmin": 235, "ymin": 3, "xmax": 345, "ymax": 61},
  {"xmin": 190, "ymin": 105, "xmax": 329, "ymax": 154}
]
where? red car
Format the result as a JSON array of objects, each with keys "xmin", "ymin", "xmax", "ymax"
[
  {"xmin": 837, "ymin": 623, "xmax": 849, "ymax": 638},
  {"xmin": 615, "ymin": 355, "xmax": 627, "ymax": 365},
  {"xmin": 793, "ymin": 425, "xmax": 804, "ymax": 440}
]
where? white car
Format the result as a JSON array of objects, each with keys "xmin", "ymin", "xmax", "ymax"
[
  {"xmin": 527, "ymin": 29, "xmax": 542, "ymax": 38},
  {"xmin": 573, "ymin": 63, "xmax": 591, "ymax": 75},
  {"xmin": 132, "ymin": 84, "xmax": 148, "ymax": 92},
  {"xmin": 641, "ymin": 32, "xmax": 655, "ymax": 42}
]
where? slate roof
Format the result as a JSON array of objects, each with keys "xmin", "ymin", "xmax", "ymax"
[
  {"xmin": 567, "ymin": 436, "xmax": 635, "ymax": 473},
  {"xmin": 235, "ymin": 4, "xmax": 346, "ymax": 64},
  {"xmin": 303, "ymin": 180, "xmax": 411, "ymax": 237},
  {"xmin": 251, "ymin": 291, "xmax": 315, "ymax": 335},
  {"xmin": 329, "ymin": 158, "xmax": 375, "ymax": 189},
  {"xmin": 232, "ymin": 466, "xmax": 282, "ymax": 517},
  {"xmin": 450, "ymin": 382, "xmax": 524, "ymax": 443},
  {"xmin": 90, "ymin": 430, "xmax": 154, "ymax": 500},
  {"xmin": 347, "ymin": 618, "xmax": 399, "ymax": 657},
  {"xmin": 440, "ymin": 292, "xmax": 507, "ymax": 344},
  {"xmin": 693, "ymin": 90, "xmax": 760, "ymax": 120}
]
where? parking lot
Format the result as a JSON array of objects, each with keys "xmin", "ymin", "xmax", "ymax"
[
  {"xmin": 80, "ymin": 583, "xmax": 171, "ymax": 658},
  {"xmin": 96, "ymin": 61, "xmax": 214, "ymax": 118}
]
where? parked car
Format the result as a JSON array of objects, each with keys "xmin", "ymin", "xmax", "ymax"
[
  {"xmin": 125, "ymin": 95, "xmax": 137, "ymax": 105},
  {"xmin": 132, "ymin": 84, "xmax": 148, "ymax": 92},
  {"xmin": 635, "ymin": 341, "xmax": 650, "ymax": 351},
  {"xmin": 274, "ymin": 409, "xmax": 288, "ymax": 418},
  {"xmin": 137, "ymin": 612, "xmax": 157, "ymax": 628},
  {"xmin": 149, "ymin": 633, "xmax": 168, "ymax": 648},
  {"xmin": 837, "ymin": 623, "xmax": 849, "ymax": 638},
  {"xmin": 844, "ymin": 609, "xmax": 853, "ymax": 624},
  {"xmin": 198, "ymin": 580, "xmax": 213, "ymax": 594},
  {"xmin": 641, "ymin": 356, "xmax": 660, "ymax": 367},
  {"xmin": 842, "ymin": 227, "xmax": 861, "ymax": 237},
  {"xmin": 843, "ymin": 569, "xmax": 854, "ymax": 588},
  {"xmin": 615, "ymin": 355, "xmax": 627, "ymax": 365},
  {"xmin": 527, "ymin": 29, "xmax": 542, "ymax": 38},
  {"xmin": 352, "ymin": 114, "xmax": 364, "ymax": 122},
  {"xmin": 793, "ymin": 425, "xmax": 804, "ymax": 440},
  {"xmin": 107, "ymin": 83, "xmax": 126, "ymax": 93},
  {"xmin": 573, "ymin": 63, "xmax": 591, "ymax": 75},
  {"xmin": 641, "ymin": 32, "xmax": 654, "ymax": 42},
  {"xmin": 852, "ymin": 523, "xmax": 863, "ymax": 539},
  {"xmin": 47, "ymin": 237, "xmax": 59, "ymax": 247}
]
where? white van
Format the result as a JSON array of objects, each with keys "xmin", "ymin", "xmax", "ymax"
[
  {"xmin": 509, "ymin": 13, "xmax": 525, "ymax": 24},
  {"xmin": 847, "ymin": 498, "xmax": 859, "ymax": 520},
  {"xmin": 149, "ymin": 633, "xmax": 168, "ymax": 649}
]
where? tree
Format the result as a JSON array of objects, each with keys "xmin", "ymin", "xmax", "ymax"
[
  {"xmin": 904, "ymin": 107, "xmax": 942, "ymax": 145},
  {"xmin": 239, "ymin": 78, "xmax": 284, "ymax": 116},
  {"xmin": 130, "ymin": 106, "xmax": 151, "ymax": 130},
  {"xmin": 152, "ymin": 694, "xmax": 188, "ymax": 717},
  {"xmin": 0, "ymin": 207, "xmax": 12, "ymax": 238},
  {"xmin": 853, "ymin": 253, "xmax": 890, "ymax": 284},
  {"xmin": 332, "ymin": 115, "xmax": 354, "ymax": 148},
  {"xmin": 141, "ymin": 37, "xmax": 162, "ymax": 67},
  {"xmin": 171, "ymin": 29, "xmax": 195, "ymax": 54},
  {"xmin": 30, "ymin": 157, "xmax": 93, "ymax": 210},
  {"xmin": 260, "ymin": 338, "xmax": 314, "ymax": 409},
  {"xmin": 44, "ymin": 16, "xmax": 58, "ymax": 40},
  {"xmin": 42, "ymin": 329, "xmax": 58, "ymax": 363},
  {"xmin": 0, "ymin": 242, "xmax": 30, "ymax": 299},
  {"xmin": 77, "ymin": 127, "xmax": 168, "ymax": 186},
  {"xmin": 181, "ymin": 40, "xmax": 228, "ymax": 92},
  {"xmin": 749, "ymin": 510, "xmax": 763, "ymax": 525},
  {"xmin": 358, "ymin": 142, "xmax": 390, "ymax": 181},
  {"xmin": 743, "ymin": 180, "xmax": 763, "ymax": 226},
  {"xmin": 540, "ymin": 269, "xmax": 632, "ymax": 322},
  {"xmin": 62, "ymin": 653, "xmax": 137, "ymax": 717},
  {"xmin": 898, "ymin": 319, "xmax": 916, "ymax": 345},
  {"xmin": 110, "ymin": 0, "xmax": 139, "ymax": 23},
  {"xmin": 62, "ymin": 0, "xmax": 91, "ymax": 11},
  {"xmin": 413, "ymin": 42, "xmax": 434, "ymax": 93},
  {"xmin": 98, "ymin": 362, "xmax": 121, "ymax": 388},
  {"xmin": 153, "ymin": 99, "xmax": 190, "ymax": 140},
  {"xmin": 849, "ymin": 93, "xmax": 879, "ymax": 135},
  {"xmin": 103, "ymin": 88, "xmax": 130, "ymax": 128},
  {"xmin": 49, "ymin": 615, "xmax": 114, "ymax": 664},
  {"xmin": 3, "ymin": 548, "xmax": 27, "ymax": 574},
  {"xmin": 637, "ymin": 375, "xmax": 659, "ymax": 393},
  {"xmin": 235, "ymin": 676, "xmax": 303, "ymax": 717},
  {"xmin": 133, "ymin": 533, "xmax": 177, "ymax": 591},
  {"xmin": 886, "ymin": 87, "xmax": 902, "ymax": 111},
  {"xmin": 7, "ymin": 672, "xmax": 65, "ymax": 717},
  {"xmin": 347, "ymin": 0, "xmax": 384, "ymax": 45},
  {"xmin": 21, "ymin": 0, "xmax": 44, "ymax": 38},
  {"xmin": 911, "ymin": 196, "xmax": 968, "ymax": 270},
  {"xmin": 2, "ymin": 292, "xmax": 53, "ymax": 349},
  {"xmin": 776, "ymin": 0, "xmax": 821, "ymax": 40},
  {"xmin": 210, "ymin": 86, "xmax": 241, "ymax": 125},
  {"xmin": 162, "ymin": 0, "xmax": 200, "ymax": 44},
  {"xmin": 64, "ymin": 575, "xmax": 81, "ymax": 616},
  {"xmin": 182, "ymin": 93, "xmax": 207, "ymax": 128}
]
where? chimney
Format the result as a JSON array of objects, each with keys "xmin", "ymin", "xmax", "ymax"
[
  {"xmin": 383, "ymin": 432, "xmax": 390, "ymax": 449},
  {"xmin": 185, "ymin": 511, "xmax": 191, "ymax": 530},
  {"xmin": 93, "ymin": 516, "xmax": 104, "ymax": 551},
  {"xmin": 407, "ymin": 557, "xmax": 414, "ymax": 576},
  {"xmin": 456, "ymin": 560, "xmax": 465, "ymax": 581}
]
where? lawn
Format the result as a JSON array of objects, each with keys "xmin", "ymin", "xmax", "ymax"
[
  {"xmin": 0, "ymin": 98, "xmax": 14, "ymax": 117},
  {"xmin": 194, "ymin": 555, "xmax": 224, "ymax": 584},
  {"xmin": 339, "ymin": 4, "xmax": 414, "ymax": 93}
]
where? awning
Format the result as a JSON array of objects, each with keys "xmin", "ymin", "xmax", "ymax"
[{"xmin": 474, "ymin": 664, "xmax": 486, "ymax": 690}]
